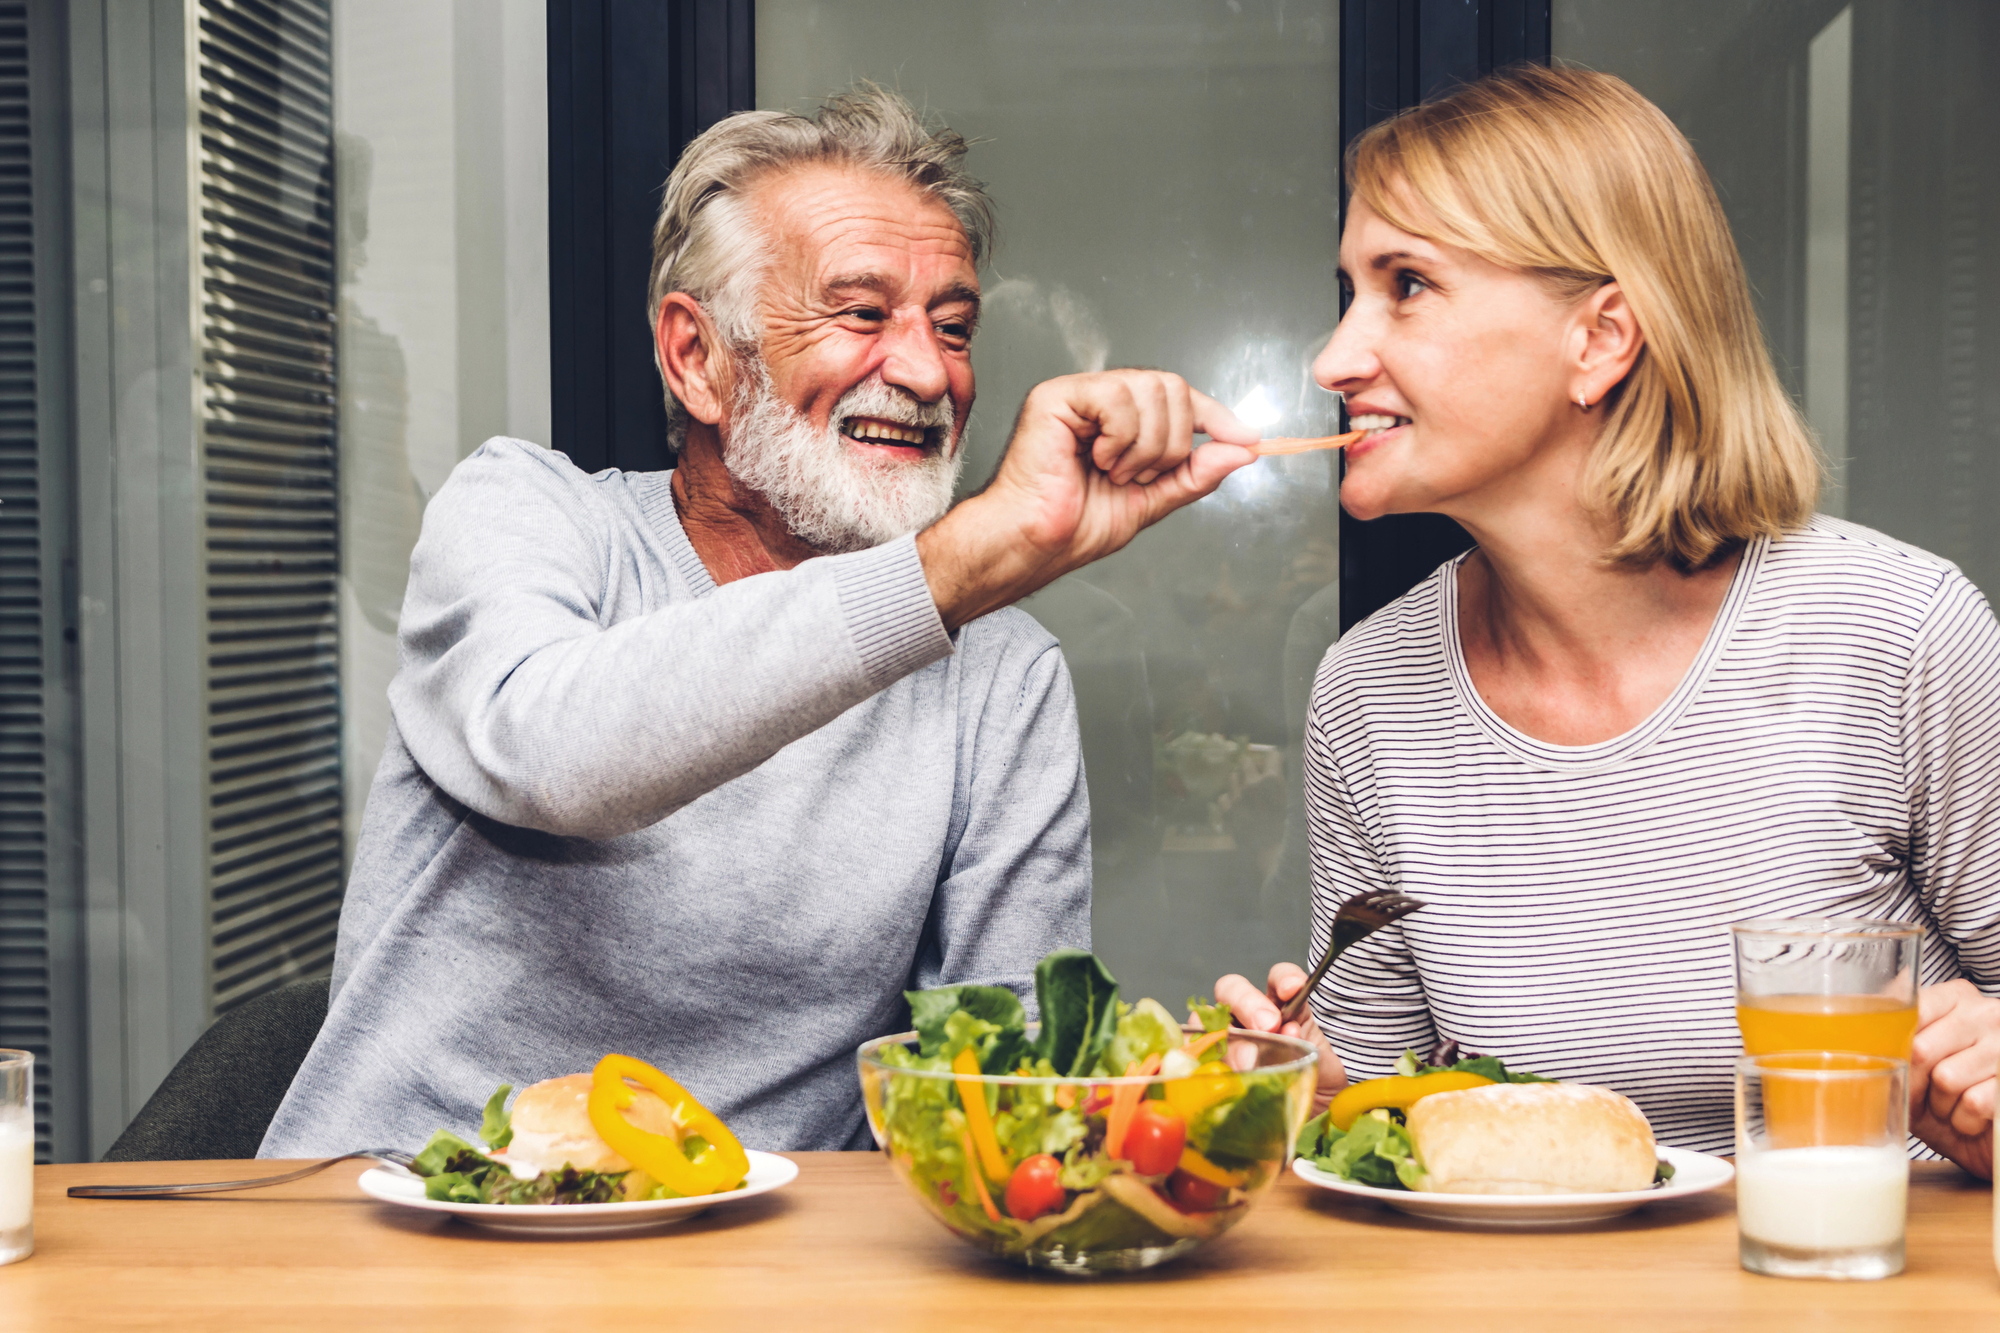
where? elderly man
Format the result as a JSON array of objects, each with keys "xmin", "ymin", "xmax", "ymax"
[{"xmin": 261, "ymin": 87, "xmax": 1255, "ymax": 1156}]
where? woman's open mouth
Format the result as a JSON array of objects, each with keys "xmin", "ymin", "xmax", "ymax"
[
  {"xmin": 841, "ymin": 416, "xmax": 937, "ymax": 460},
  {"xmin": 1345, "ymin": 412, "xmax": 1410, "ymax": 457}
]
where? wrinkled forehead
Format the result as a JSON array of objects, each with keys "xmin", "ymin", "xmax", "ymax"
[{"xmin": 748, "ymin": 164, "xmax": 979, "ymax": 301}]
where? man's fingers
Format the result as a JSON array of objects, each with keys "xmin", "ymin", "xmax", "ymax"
[
  {"xmin": 1190, "ymin": 387, "xmax": 1259, "ymax": 446},
  {"xmin": 1135, "ymin": 440, "xmax": 1256, "ymax": 520},
  {"xmin": 1107, "ymin": 373, "xmax": 1189, "ymax": 486},
  {"xmin": 1116, "ymin": 379, "xmax": 1172, "ymax": 485},
  {"xmin": 1071, "ymin": 378, "xmax": 1138, "ymax": 471},
  {"xmin": 1162, "ymin": 379, "xmax": 1196, "ymax": 480}
]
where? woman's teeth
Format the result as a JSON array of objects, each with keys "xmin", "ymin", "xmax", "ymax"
[{"xmin": 1349, "ymin": 414, "xmax": 1409, "ymax": 434}]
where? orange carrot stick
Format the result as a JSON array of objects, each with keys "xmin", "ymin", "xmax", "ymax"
[
  {"xmin": 1103, "ymin": 1053, "xmax": 1165, "ymax": 1160},
  {"xmin": 960, "ymin": 1127, "xmax": 1004, "ymax": 1223},
  {"xmin": 1253, "ymin": 430, "xmax": 1365, "ymax": 457},
  {"xmin": 1181, "ymin": 1028, "xmax": 1228, "ymax": 1061}
]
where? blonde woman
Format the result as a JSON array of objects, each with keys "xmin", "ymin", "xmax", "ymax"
[{"xmin": 1217, "ymin": 65, "xmax": 2000, "ymax": 1175}]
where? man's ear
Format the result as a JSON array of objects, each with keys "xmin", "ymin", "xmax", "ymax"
[
  {"xmin": 655, "ymin": 293, "xmax": 732, "ymax": 426},
  {"xmin": 1570, "ymin": 281, "xmax": 1645, "ymax": 407}
]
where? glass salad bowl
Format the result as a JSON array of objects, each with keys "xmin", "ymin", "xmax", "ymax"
[{"xmin": 857, "ymin": 1024, "xmax": 1318, "ymax": 1274}]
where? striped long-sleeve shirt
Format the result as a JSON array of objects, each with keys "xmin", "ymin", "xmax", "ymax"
[{"xmin": 1303, "ymin": 516, "xmax": 2000, "ymax": 1151}]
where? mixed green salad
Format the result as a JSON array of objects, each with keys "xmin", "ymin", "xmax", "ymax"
[{"xmin": 865, "ymin": 948, "xmax": 1314, "ymax": 1258}]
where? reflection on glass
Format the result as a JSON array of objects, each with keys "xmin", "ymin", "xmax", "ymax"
[
  {"xmin": 332, "ymin": 0, "xmax": 551, "ymax": 847},
  {"xmin": 1558, "ymin": 0, "xmax": 2000, "ymax": 599},
  {"xmin": 759, "ymin": 0, "xmax": 1340, "ymax": 1001},
  {"xmin": 1805, "ymin": 7, "xmax": 1851, "ymax": 514}
]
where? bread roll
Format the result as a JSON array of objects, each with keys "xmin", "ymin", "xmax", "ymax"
[
  {"xmin": 1405, "ymin": 1082, "xmax": 1657, "ymax": 1195},
  {"xmin": 501, "ymin": 1073, "xmax": 681, "ymax": 1175}
]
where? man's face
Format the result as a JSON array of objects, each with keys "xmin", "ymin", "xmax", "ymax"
[{"xmin": 718, "ymin": 166, "xmax": 980, "ymax": 553}]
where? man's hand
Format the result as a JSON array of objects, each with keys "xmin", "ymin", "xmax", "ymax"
[
  {"xmin": 1911, "ymin": 979, "xmax": 2000, "ymax": 1178},
  {"xmin": 1214, "ymin": 963, "xmax": 1347, "ymax": 1115},
  {"xmin": 918, "ymin": 370, "xmax": 1260, "ymax": 627}
]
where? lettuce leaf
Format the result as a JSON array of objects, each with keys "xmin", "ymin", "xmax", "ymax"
[
  {"xmin": 1306, "ymin": 1111, "xmax": 1425, "ymax": 1191},
  {"xmin": 1099, "ymin": 998, "xmax": 1183, "ymax": 1076},
  {"xmin": 479, "ymin": 1083, "xmax": 514, "ymax": 1150},
  {"xmin": 903, "ymin": 950, "xmax": 1123, "ymax": 1079},
  {"xmin": 1030, "ymin": 949, "xmax": 1121, "ymax": 1077},
  {"xmin": 1036, "ymin": 1194, "xmax": 1177, "ymax": 1252},
  {"xmin": 1202, "ymin": 1076, "xmax": 1290, "ymax": 1168},
  {"xmin": 1393, "ymin": 1046, "xmax": 1553, "ymax": 1084},
  {"xmin": 909, "ymin": 984, "xmax": 1027, "ymax": 1073},
  {"xmin": 1453, "ymin": 1055, "xmax": 1555, "ymax": 1085},
  {"xmin": 1186, "ymin": 995, "xmax": 1231, "ymax": 1034},
  {"xmin": 408, "ymin": 1127, "xmax": 649, "ymax": 1204},
  {"xmin": 411, "ymin": 1129, "xmax": 487, "ymax": 1179}
]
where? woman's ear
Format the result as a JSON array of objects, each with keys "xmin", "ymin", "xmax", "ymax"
[
  {"xmin": 1570, "ymin": 281, "xmax": 1644, "ymax": 409},
  {"xmin": 655, "ymin": 293, "xmax": 732, "ymax": 426}
]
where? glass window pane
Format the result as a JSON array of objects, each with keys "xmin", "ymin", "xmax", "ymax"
[
  {"xmin": 1557, "ymin": 1, "xmax": 2000, "ymax": 600},
  {"xmin": 334, "ymin": 0, "xmax": 551, "ymax": 853},
  {"xmin": 759, "ymin": 1, "xmax": 1340, "ymax": 1002}
]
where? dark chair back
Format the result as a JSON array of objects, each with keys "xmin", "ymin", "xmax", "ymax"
[{"xmin": 103, "ymin": 978, "xmax": 332, "ymax": 1161}]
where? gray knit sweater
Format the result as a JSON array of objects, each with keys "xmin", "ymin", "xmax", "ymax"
[{"xmin": 259, "ymin": 439, "xmax": 1090, "ymax": 1156}]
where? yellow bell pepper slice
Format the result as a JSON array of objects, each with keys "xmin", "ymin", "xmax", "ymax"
[
  {"xmin": 1327, "ymin": 1070, "xmax": 1495, "ymax": 1131},
  {"xmin": 952, "ymin": 1046, "xmax": 1011, "ymax": 1182},
  {"xmin": 1176, "ymin": 1144, "xmax": 1248, "ymax": 1188},
  {"xmin": 1162, "ymin": 1061, "xmax": 1241, "ymax": 1120},
  {"xmin": 586, "ymin": 1054, "xmax": 749, "ymax": 1196}
]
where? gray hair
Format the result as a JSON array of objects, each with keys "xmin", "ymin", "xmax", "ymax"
[{"xmin": 649, "ymin": 85, "xmax": 996, "ymax": 451}]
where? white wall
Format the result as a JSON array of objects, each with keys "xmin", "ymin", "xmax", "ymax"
[{"xmin": 333, "ymin": 0, "xmax": 551, "ymax": 854}]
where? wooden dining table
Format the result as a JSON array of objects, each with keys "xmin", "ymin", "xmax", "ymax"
[{"xmin": 5, "ymin": 1156, "xmax": 1996, "ymax": 1330}]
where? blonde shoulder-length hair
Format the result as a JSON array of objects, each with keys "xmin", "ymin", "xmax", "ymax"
[{"xmin": 1347, "ymin": 64, "xmax": 1821, "ymax": 570}]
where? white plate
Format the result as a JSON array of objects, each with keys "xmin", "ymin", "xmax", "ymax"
[
  {"xmin": 1292, "ymin": 1144, "xmax": 1734, "ymax": 1228},
  {"xmin": 356, "ymin": 1149, "xmax": 799, "ymax": 1236}
]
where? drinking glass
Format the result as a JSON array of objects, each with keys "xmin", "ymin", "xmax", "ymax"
[
  {"xmin": 1731, "ymin": 919, "xmax": 1922, "ymax": 1059},
  {"xmin": 0, "ymin": 1050, "xmax": 30, "ymax": 1265},
  {"xmin": 1735, "ymin": 1052, "xmax": 1908, "ymax": 1280}
]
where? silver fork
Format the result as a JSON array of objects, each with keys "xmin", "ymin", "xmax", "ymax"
[
  {"xmin": 1277, "ymin": 888, "xmax": 1426, "ymax": 1026},
  {"xmin": 67, "ymin": 1149, "xmax": 417, "ymax": 1199}
]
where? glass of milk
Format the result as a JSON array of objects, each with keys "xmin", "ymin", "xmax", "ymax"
[
  {"xmin": 0, "ymin": 1050, "xmax": 30, "ymax": 1265},
  {"xmin": 1735, "ymin": 1051, "xmax": 1907, "ymax": 1280}
]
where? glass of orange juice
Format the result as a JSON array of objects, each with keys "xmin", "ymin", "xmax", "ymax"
[{"xmin": 1731, "ymin": 918, "xmax": 1922, "ymax": 1060}]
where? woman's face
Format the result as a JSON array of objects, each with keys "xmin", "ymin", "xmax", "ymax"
[{"xmin": 1313, "ymin": 195, "xmax": 1596, "ymax": 524}]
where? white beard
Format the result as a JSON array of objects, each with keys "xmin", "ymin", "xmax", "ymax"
[{"xmin": 721, "ymin": 361, "xmax": 964, "ymax": 555}]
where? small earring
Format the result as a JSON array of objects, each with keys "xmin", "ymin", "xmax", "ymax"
[{"xmin": 1576, "ymin": 394, "xmax": 1590, "ymax": 410}]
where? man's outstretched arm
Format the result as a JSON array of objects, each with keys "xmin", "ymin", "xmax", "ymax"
[{"xmin": 393, "ymin": 372, "xmax": 1255, "ymax": 839}]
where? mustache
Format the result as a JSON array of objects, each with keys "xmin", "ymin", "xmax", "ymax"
[
  {"xmin": 832, "ymin": 376, "xmax": 958, "ymax": 446},
  {"xmin": 720, "ymin": 357, "xmax": 964, "ymax": 555}
]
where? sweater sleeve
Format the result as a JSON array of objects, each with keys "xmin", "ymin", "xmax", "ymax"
[
  {"xmin": 1302, "ymin": 663, "xmax": 1438, "ymax": 1076},
  {"xmin": 388, "ymin": 441, "xmax": 955, "ymax": 839},
  {"xmin": 910, "ymin": 631, "xmax": 1093, "ymax": 1013},
  {"xmin": 1902, "ymin": 570, "xmax": 2000, "ymax": 990}
]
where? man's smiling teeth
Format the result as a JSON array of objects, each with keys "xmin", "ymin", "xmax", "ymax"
[
  {"xmin": 844, "ymin": 418, "xmax": 928, "ymax": 446},
  {"xmin": 1350, "ymin": 413, "xmax": 1410, "ymax": 433}
]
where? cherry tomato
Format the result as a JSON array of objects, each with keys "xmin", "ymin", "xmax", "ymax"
[
  {"xmin": 1119, "ymin": 1102, "xmax": 1187, "ymax": 1176},
  {"xmin": 1167, "ymin": 1169, "xmax": 1228, "ymax": 1212},
  {"xmin": 1004, "ymin": 1153, "xmax": 1065, "ymax": 1221}
]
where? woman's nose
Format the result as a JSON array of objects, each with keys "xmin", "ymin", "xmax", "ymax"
[{"xmin": 1312, "ymin": 304, "xmax": 1383, "ymax": 394}]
